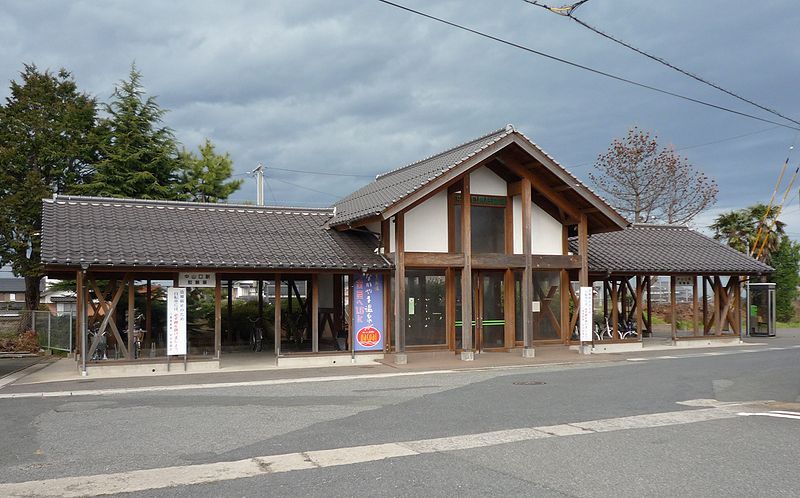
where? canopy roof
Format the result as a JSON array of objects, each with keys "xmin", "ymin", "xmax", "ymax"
[
  {"xmin": 570, "ymin": 224, "xmax": 773, "ymax": 276},
  {"xmin": 42, "ymin": 196, "xmax": 389, "ymax": 271}
]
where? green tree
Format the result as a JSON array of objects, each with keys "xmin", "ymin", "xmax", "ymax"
[
  {"xmin": 177, "ymin": 139, "xmax": 242, "ymax": 202},
  {"xmin": 710, "ymin": 203, "xmax": 785, "ymax": 263},
  {"xmin": 0, "ymin": 64, "xmax": 98, "ymax": 310},
  {"xmin": 770, "ymin": 235, "xmax": 800, "ymax": 322},
  {"xmin": 78, "ymin": 64, "xmax": 182, "ymax": 199}
]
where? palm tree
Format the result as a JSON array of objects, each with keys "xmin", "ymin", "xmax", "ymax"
[{"xmin": 711, "ymin": 203, "xmax": 785, "ymax": 263}]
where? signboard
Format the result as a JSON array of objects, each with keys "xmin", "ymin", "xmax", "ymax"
[
  {"xmin": 167, "ymin": 287, "xmax": 187, "ymax": 356},
  {"xmin": 353, "ymin": 273, "xmax": 385, "ymax": 351},
  {"xmin": 179, "ymin": 272, "xmax": 216, "ymax": 288},
  {"xmin": 675, "ymin": 276, "xmax": 693, "ymax": 287},
  {"xmin": 579, "ymin": 286, "xmax": 593, "ymax": 342}
]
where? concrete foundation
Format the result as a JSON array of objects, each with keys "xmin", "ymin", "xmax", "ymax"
[
  {"xmin": 460, "ymin": 350, "xmax": 475, "ymax": 361},
  {"xmin": 393, "ymin": 353, "xmax": 408, "ymax": 365},
  {"xmin": 83, "ymin": 358, "xmax": 220, "ymax": 378},
  {"xmin": 672, "ymin": 337, "xmax": 742, "ymax": 348},
  {"xmin": 521, "ymin": 347, "xmax": 535, "ymax": 358},
  {"xmin": 277, "ymin": 353, "xmax": 384, "ymax": 369},
  {"xmin": 591, "ymin": 342, "xmax": 643, "ymax": 354}
]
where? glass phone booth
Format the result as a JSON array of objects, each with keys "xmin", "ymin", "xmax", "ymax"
[{"xmin": 746, "ymin": 282, "xmax": 776, "ymax": 337}]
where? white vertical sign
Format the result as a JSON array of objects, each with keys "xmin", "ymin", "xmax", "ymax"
[
  {"xmin": 579, "ymin": 286, "xmax": 593, "ymax": 342},
  {"xmin": 167, "ymin": 287, "xmax": 187, "ymax": 356}
]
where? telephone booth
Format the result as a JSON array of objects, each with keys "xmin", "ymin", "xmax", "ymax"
[{"xmin": 747, "ymin": 282, "xmax": 776, "ymax": 337}]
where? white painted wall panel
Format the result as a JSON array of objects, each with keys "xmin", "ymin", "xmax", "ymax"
[
  {"xmin": 532, "ymin": 203, "xmax": 563, "ymax": 255},
  {"xmin": 404, "ymin": 191, "xmax": 448, "ymax": 252},
  {"xmin": 389, "ymin": 218, "xmax": 396, "ymax": 253},
  {"xmin": 470, "ymin": 167, "xmax": 507, "ymax": 196}
]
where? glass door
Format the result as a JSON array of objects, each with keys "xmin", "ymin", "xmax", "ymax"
[{"xmin": 477, "ymin": 272, "xmax": 506, "ymax": 350}]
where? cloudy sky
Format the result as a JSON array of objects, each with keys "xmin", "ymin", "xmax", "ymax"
[{"xmin": 2, "ymin": 0, "xmax": 799, "ymax": 235}]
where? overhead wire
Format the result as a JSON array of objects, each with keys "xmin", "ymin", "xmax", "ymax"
[
  {"xmin": 521, "ymin": 1, "xmax": 800, "ymax": 128},
  {"xmin": 755, "ymin": 166, "xmax": 799, "ymax": 261},
  {"xmin": 376, "ymin": 0, "xmax": 800, "ymax": 131}
]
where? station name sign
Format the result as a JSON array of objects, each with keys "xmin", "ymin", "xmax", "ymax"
[{"xmin": 178, "ymin": 272, "xmax": 216, "ymax": 288}]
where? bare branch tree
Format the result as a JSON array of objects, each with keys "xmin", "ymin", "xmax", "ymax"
[{"xmin": 589, "ymin": 127, "xmax": 717, "ymax": 224}]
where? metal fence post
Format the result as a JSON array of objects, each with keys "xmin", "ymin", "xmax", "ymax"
[{"xmin": 69, "ymin": 312, "xmax": 73, "ymax": 353}]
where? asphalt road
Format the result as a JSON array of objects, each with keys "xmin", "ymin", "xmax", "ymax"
[
  {"xmin": 0, "ymin": 356, "xmax": 41, "ymax": 380},
  {"xmin": 0, "ymin": 339, "xmax": 798, "ymax": 497}
]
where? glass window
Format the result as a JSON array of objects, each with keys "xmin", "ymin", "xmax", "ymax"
[
  {"xmin": 405, "ymin": 270, "xmax": 447, "ymax": 346},
  {"xmin": 514, "ymin": 271, "xmax": 562, "ymax": 341},
  {"xmin": 452, "ymin": 194, "xmax": 506, "ymax": 253}
]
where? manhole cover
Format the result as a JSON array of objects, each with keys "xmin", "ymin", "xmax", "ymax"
[{"xmin": 512, "ymin": 380, "xmax": 546, "ymax": 386}]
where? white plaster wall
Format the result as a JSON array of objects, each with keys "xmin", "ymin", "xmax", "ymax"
[
  {"xmin": 512, "ymin": 198, "xmax": 564, "ymax": 255},
  {"xmin": 389, "ymin": 217, "xmax": 396, "ymax": 253},
  {"xmin": 532, "ymin": 202, "xmax": 563, "ymax": 255},
  {"xmin": 318, "ymin": 273, "xmax": 333, "ymax": 308},
  {"xmin": 403, "ymin": 190, "xmax": 448, "ymax": 252},
  {"xmin": 470, "ymin": 167, "xmax": 507, "ymax": 196}
]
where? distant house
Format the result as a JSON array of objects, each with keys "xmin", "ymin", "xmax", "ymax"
[{"xmin": 0, "ymin": 278, "xmax": 26, "ymax": 310}]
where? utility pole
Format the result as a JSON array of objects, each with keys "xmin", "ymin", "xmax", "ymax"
[{"xmin": 250, "ymin": 163, "xmax": 265, "ymax": 206}]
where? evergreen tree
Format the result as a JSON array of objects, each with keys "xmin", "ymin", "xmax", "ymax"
[
  {"xmin": 0, "ymin": 64, "xmax": 98, "ymax": 310},
  {"xmin": 710, "ymin": 203, "xmax": 785, "ymax": 264},
  {"xmin": 79, "ymin": 64, "xmax": 182, "ymax": 199},
  {"xmin": 770, "ymin": 235, "xmax": 800, "ymax": 322},
  {"xmin": 177, "ymin": 139, "xmax": 242, "ymax": 202}
]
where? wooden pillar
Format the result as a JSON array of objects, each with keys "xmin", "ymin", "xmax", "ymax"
[
  {"xmin": 670, "ymin": 276, "xmax": 677, "ymax": 340},
  {"xmin": 393, "ymin": 214, "xmax": 406, "ymax": 355},
  {"xmin": 734, "ymin": 276, "xmax": 742, "ymax": 337},
  {"xmin": 714, "ymin": 277, "xmax": 722, "ymax": 335},
  {"xmin": 311, "ymin": 274, "xmax": 319, "ymax": 353},
  {"xmin": 334, "ymin": 274, "xmax": 343, "ymax": 346},
  {"xmin": 692, "ymin": 276, "xmax": 699, "ymax": 336},
  {"xmin": 75, "ymin": 270, "xmax": 83, "ymax": 358},
  {"xmin": 127, "ymin": 277, "xmax": 134, "ymax": 358},
  {"xmin": 646, "ymin": 276, "xmax": 652, "ymax": 335},
  {"xmin": 560, "ymin": 270, "xmax": 570, "ymax": 343},
  {"xmin": 214, "ymin": 276, "xmax": 221, "ymax": 358},
  {"xmin": 258, "ymin": 279, "xmax": 264, "ymax": 329},
  {"xmin": 461, "ymin": 176, "xmax": 474, "ymax": 354},
  {"xmin": 274, "ymin": 274, "xmax": 281, "ymax": 357},
  {"xmin": 611, "ymin": 280, "xmax": 619, "ymax": 340},
  {"xmin": 578, "ymin": 214, "xmax": 589, "ymax": 287},
  {"xmin": 145, "ymin": 280, "xmax": 152, "ymax": 346},
  {"xmin": 702, "ymin": 277, "xmax": 708, "ymax": 334},
  {"xmin": 635, "ymin": 275, "xmax": 643, "ymax": 337},
  {"xmin": 226, "ymin": 280, "xmax": 233, "ymax": 342},
  {"xmin": 521, "ymin": 177, "xmax": 533, "ymax": 350}
]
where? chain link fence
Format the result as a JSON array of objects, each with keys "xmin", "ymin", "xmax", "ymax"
[{"xmin": 0, "ymin": 310, "xmax": 74, "ymax": 353}]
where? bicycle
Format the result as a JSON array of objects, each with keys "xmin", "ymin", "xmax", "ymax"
[
  {"xmin": 89, "ymin": 323, "xmax": 108, "ymax": 361},
  {"xmin": 618, "ymin": 317, "xmax": 638, "ymax": 340},
  {"xmin": 248, "ymin": 316, "xmax": 264, "ymax": 352}
]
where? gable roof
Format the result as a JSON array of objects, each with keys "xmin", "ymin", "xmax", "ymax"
[
  {"xmin": 569, "ymin": 224, "xmax": 773, "ymax": 276},
  {"xmin": 0, "ymin": 278, "xmax": 26, "ymax": 293},
  {"xmin": 42, "ymin": 196, "xmax": 390, "ymax": 271},
  {"xmin": 331, "ymin": 125, "xmax": 628, "ymax": 231}
]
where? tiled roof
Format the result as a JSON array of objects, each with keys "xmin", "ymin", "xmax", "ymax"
[
  {"xmin": 570, "ymin": 224, "xmax": 773, "ymax": 275},
  {"xmin": 42, "ymin": 196, "xmax": 390, "ymax": 271},
  {"xmin": 332, "ymin": 127, "xmax": 511, "ymax": 225},
  {"xmin": 0, "ymin": 278, "xmax": 26, "ymax": 293},
  {"xmin": 331, "ymin": 125, "xmax": 627, "ymax": 230}
]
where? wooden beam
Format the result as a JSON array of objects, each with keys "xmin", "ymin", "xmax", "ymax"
[
  {"xmin": 561, "ymin": 270, "xmax": 570, "ymax": 343},
  {"xmin": 461, "ymin": 176, "xmax": 474, "ymax": 352},
  {"xmin": 88, "ymin": 277, "xmax": 129, "ymax": 360},
  {"xmin": 394, "ymin": 214, "xmax": 406, "ymax": 354},
  {"xmin": 504, "ymin": 269, "xmax": 515, "ymax": 348},
  {"xmin": 635, "ymin": 276, "xmax": 643, "ymax": 337},
  {"xmin": 521, "ymin": 177, "xmax": 532, "ymax": 349},
  {"xmin": 404, "ymin": 252, "xmax": 465, "ymax": 267},
  {"xmin": 611, "ymin": 280, "xmax": 619, "ymax": 340},
  {"xmin": 714, "ymin": 277, "xmax": 721, "ymax": 335},
  {"xmin": 503, "ymin": 158, "xmax": 582, "ymax": 222},
  {"xmin": 311, "ymin": 274, "xmax": 319, "ymax": 353}
]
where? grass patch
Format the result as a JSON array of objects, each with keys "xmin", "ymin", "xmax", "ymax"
[{"xmin": 777, "ymin": 321, "xmax": 800, "ymax": 329}]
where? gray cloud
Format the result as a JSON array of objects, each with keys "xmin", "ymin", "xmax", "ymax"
[{"xmin": 1, "ymin": 0, "xmax": 798, "ymax": 229}]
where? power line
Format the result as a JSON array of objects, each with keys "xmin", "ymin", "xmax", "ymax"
[
  {"xmin": 266, "ymin": 165, "xmax": 374, "ymax": 178},
  {"xmin": 521, "ymin": 1, "xmax": 800, "ymax": 128},
  {"xmin": 267, "ymin": 176, "xmax": 343, "ymax": 199},
  {"xmin": 376, "ymin": 0, "xmax": 800, "ymax": 131}
]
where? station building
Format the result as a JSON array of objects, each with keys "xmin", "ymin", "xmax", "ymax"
[{"xmin": 40, "ymin": 125, "xmax": 772, "ymax": 373}]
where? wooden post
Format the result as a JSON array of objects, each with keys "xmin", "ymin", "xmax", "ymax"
[
  {"xmin": 227, "ymin": 280, "xmax": 233, "ymax": 343},
  {"xmin": 702, "ymin": 277, "xmax": 708, "ymax": 335},
  {"xmin": 635, "ymin": 276, "xmax": 643, "ymax": 338},
  {"xmin": 521, "ymin": 177, "xmax": 533, "ymax": 353},
  {"xmin": 578, "ymin": 214, "xmax": 589, "ymax": 287},
  {"xmin": 646, "ymin": 276, "xmax": 652, "ymax": 335},
  {"xmin": 670, "ymin": 276, "xmax": 677, "ymax": 340},
  {"xmin": 274, "ymin": 274, "xmax": 281, "ymax": 358},
  {"xmin": 560, "ymin": 270, "xmax": 570, "ymax": 343},
  {"xmin": 145, "ymin": 280, "xmax": 152, "ymax": 346},
  {"xmin": 214, "ymin": 276, "xmax": 222, "ymax": 358},
  {"xmin": 258, "ymin": 279, "xmax": 264, "ymax": 331},
  {"xmin": 393, "ymin": 214, "xmax": 406, "ymax": 359},
  {"xmin": 611, "ymin": 280, "xmax": 619, "ymax": 340},
  {"xmin": 692, "ymin": 275, "xmax": 699, "ymax": 336},
  {"xmin": 461, "ymin": 176, "xmax": 474, "ymax": 356},
  {"xmin": 75, "ymin": 270, "xmax": 83, "ymax": 358},
  {"xmin": 127, "ymin": 277, "xmax": 134, "ymax": 358},
  {"xmin": 714, "ymin": 277, "xmax": 721, "ymax": 335},
  {"xmin": 311, "ymin": 274, "xmax": 319, "ymax": 353},
  {"xmin": 504, "ymin": 269, "xmax": 515, "ymax": 349}
]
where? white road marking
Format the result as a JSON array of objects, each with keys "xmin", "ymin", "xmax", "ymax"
[
  {"xmin": 0, "ymin": 405, "xmax": 751, "ymax": 497},
  {"xmin": 738, "ymin": 410, "xmax": 800, "ymax": 420},
  {"xmin": 626, "ymin": 345, "xmax": 796, "ymax": 363}
]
